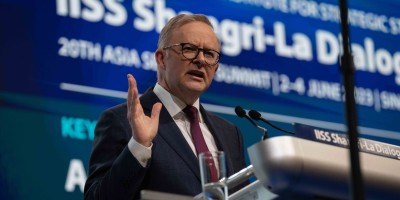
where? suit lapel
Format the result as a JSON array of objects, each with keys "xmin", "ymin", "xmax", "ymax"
[{"xmin": 140, "ymin": 89, "xmax": 201, "ymax": 181}]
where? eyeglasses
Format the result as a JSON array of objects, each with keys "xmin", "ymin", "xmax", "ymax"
[{"xmin": 163, "ymin": 43, "xmax": 221, "ymax": 66}]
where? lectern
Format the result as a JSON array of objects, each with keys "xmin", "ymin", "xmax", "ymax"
[
  {"xmin": 241, "ymin": 136, "xmax": 400, "ymax": 199},
  {"xmin": 142, "ymin": 135, "xmax": 400, "ymax": 199}
]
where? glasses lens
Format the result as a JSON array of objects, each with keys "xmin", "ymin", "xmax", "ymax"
[
  {"xmin": 203, "ymin": 50, "xmax": 219, "ymax": 65},
  {"xmin": 181, "ymin": 43, "xmax": 220, "ymax": 65},
  {"xmin": 181, "ymin": 43, "xmax": 198, "ymax": 59}
]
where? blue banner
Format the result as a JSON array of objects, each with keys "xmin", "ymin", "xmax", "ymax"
[{"xmin": 1, "ymin": 0, "xmax": 399, "ymax": 199}]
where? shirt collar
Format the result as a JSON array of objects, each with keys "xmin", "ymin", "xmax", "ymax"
[{"xmin": 153, "ymin": 83, "xmax": 202, "ymax": 122}]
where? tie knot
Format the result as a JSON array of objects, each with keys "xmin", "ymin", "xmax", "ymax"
[{"xmin": 183, "ymin": 105, "xmax": 199, "ymax": 123}]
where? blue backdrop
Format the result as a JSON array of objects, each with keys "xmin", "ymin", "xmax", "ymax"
[{"xmin": 1, "ymin": 0, "xmax": 400, "ymax": 199}]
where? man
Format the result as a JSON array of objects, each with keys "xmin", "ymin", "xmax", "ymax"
[{"xmin": 84, "ymin": 14, "xmax": 247, "ymax": 199}]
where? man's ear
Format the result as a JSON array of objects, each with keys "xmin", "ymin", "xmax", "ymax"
[{"xmin": 155, "ymin": 49, "xmax": 166, "ymax": 69}]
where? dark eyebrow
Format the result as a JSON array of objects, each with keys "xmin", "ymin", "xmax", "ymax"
[{"xmin": 184, "ymin": 42, "xmax": 219, "ymax": 52}]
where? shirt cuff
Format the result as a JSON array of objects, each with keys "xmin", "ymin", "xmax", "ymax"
[{"xmin": 128, "ymin": 137, "xmax": 152, "ymax": 167}]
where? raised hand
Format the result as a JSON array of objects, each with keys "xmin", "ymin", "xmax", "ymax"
[{"xmin": 127, "ymin": 74, "xmax": 162, "ymax": 147}]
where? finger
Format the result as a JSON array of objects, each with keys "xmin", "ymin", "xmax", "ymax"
[
  {"xmin": 127, "ymin": 74, "xmax": 139, "ymax": 106},
  {"xmin": 128, "ymin": 74, "xmax": 143, "ymax": 118},
  {"xmin": 127, "ymin": 74, "xmax": 133, "ymax": 107},
  {"xmin": 151, "ymin": 102, "xmax": 162, "ymax": 123}
]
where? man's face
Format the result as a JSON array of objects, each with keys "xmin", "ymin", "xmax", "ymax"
[{"xmin": 156, "ymin": 21, "xmax": 220, "ymax": 104}]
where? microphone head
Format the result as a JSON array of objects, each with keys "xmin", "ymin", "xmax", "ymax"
[
  {"xmin": 249, "ymin": 110, "xmax": 262, "ymax": 120},
  {"xmin": 234, "ymin": 106, "xmax": 246, "ymax": 118}
]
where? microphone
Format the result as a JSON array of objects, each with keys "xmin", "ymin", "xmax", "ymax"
[
  {"xmin": 235, "ymin": 106, "xmax": 268, "ymax": 140},
  {"xmin": 248, "ymin": 110, "xmax": 296, "ymax": 135}
]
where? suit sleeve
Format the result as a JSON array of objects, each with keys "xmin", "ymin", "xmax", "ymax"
[{"xmin": 84, "ymin": 108, "xmax": 148, "ymax": 200}]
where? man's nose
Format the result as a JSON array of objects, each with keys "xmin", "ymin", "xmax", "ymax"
[{"xmin": 192, "ymin": 50, "xmax": 207, "ymax": 67}]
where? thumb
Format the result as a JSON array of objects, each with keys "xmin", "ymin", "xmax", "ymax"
[{"xmin": 151, "ymin": 102, "xmax": 162, "ymax": 122}]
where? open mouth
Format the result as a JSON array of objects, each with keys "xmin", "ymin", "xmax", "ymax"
[{"xmin": 187, "ymin": 70, "xmax": 205, "ymax": 79}]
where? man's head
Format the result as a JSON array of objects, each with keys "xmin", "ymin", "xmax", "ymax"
[{"xmin": 155, "ymin": 14, "xmax": 221, "ymax": 105}]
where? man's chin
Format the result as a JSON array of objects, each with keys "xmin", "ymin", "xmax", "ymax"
[{"xmin": 184, "ymin": 83, "xmax": 207, "ymax": 93}]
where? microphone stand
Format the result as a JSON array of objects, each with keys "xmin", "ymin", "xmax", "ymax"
[{"xmin": 339, "ymin": 0, "xmax": 364, "ymax": 199}]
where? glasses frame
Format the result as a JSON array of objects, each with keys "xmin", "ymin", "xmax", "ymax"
[{"xmin": 163, "ymin": 42, "xmax": 222, "ymax": 66}]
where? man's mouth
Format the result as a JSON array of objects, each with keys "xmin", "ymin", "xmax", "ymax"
[{"xmin": 187, "ymin": 70, "xmax": 205, "ymax": 79}]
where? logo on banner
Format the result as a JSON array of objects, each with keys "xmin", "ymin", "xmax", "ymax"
[{"xmin": 293, "ymin": 123, "xmax": 400, "ymax": 160}]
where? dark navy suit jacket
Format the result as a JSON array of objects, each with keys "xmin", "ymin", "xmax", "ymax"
[{"xmin": 84, "ymin": 89, "xmax": 247, "ymax": 199}]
